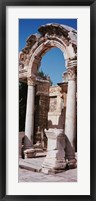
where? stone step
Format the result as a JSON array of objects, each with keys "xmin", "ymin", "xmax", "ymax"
[
  {"xmin": 19, "ymin": 153, "xmax": 77, "ymax": 173},
  {"xmin": 19, "ymin": 157, "xmax": 45, "ymax": 173}
]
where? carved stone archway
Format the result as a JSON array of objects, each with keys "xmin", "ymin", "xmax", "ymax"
[{"xmin": 19, "ymin": 23, "xmax": 77, "ymax": 159}]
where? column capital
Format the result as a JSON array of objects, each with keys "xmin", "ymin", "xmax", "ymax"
[
  {"xmin": 67, "ymin": 59, "xmax": 77, "ymax": 69},
  {"xmin": 67, "ymin": 66, "xmax": 77, "ymax": 81},
  {"xmin": 27, "ymin": 75, "xmax": 36, "ymax": 86}
]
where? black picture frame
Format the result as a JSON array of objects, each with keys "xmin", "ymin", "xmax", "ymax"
[{"xmin": 0, "ymin": 0, "xmax": 96, "ymax": 200}]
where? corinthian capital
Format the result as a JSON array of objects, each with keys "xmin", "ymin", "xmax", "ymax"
[
  {"xmin": 27, "ymin": 75, "xmax": 36, "ymax": 86},
  {"xmin": 67, "ymin": 66, "xmax": 77, "ymax": 81}
]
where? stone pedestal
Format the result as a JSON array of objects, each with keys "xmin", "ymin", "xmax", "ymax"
[
  {"xmin": 24, "ymin": 76, "xmax": 35, "ymax": 151},
  {"xmin": 42, "ymin": 129, "xmax": 66, "ymax": 174}
]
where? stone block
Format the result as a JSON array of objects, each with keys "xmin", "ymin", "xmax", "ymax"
[
  {"xmin": 42, "ymin": 128, "xmax": 66, "ymax": 174},
  {"xmin": 46, "ymin": 150, "xmax": 65, "ymax": 159},
  {"xmin": 24, "ymin": 148, "xmax": 36, "ymax": 158}
]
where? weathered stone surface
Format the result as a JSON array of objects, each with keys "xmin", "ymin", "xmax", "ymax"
[
  {"xmin": 24, "ymin": 148, "xmax": 36, "ymax": 158},
  {"xmin": 34, "ymin": 83, "xmax": 49, "ymax": 129},
  {"xmin": 42, "ymin": 129, "xmax": 66, "ymax": 174},
  {"xmin": 38, "ymin": 23, "xmax": 77, "ymax": 44},
  {"xmin": 19, "ymin": 23, "xmax": 77, "ymax": 79},
  {"xmin": 48, "ymin": 85, "xmax": 66, "ymax": 130},
  {"xmin": 19, "ymin": 23, "xmax": 77, "ymax": 169},
  {"xmin": 19, "ymin": 161, "xmax": 77, "ymax": 182}
]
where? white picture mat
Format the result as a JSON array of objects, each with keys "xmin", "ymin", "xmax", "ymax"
[{"xmin": 6, "ymin": 6, "xmax": 90, "ymax": 195}]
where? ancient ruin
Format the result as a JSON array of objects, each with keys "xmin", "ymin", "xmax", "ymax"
[{"xmin": 19, "ymin": 23, "xmax": 77, "ymax": 173}]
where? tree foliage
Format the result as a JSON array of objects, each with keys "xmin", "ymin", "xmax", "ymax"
[
  {"xmin": 37, "ymin": 69, "xmax": 53, "ymax": 85},
  {"xmin": 19, "ymin": 82, "xmax": 27, "ymax": 131}
]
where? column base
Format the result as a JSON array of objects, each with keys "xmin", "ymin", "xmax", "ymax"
[{"xmin": 66, "ymin": 158, "xmax": 77, "ymax": 169}]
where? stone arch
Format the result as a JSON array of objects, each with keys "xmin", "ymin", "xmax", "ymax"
[{"xmin": 19, "ymin": 23, "xmax": 77, "ymax": 78}]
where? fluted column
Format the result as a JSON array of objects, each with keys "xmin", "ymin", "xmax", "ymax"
[
  {"xmin": 24, "ymin": 76, "xmax": 35, "ymax": 150},
  {"xmin": 65, "ymin": 60, "xmax": 77, "ymax": 152}
]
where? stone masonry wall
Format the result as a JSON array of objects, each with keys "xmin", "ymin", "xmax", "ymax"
[
  {"xmin": 34, "ymin": 79, "xmax": 50, "ymax": 143},
  {"xmin": 34, "ymin": 95, "xmax": 49, "ymax": 134}
]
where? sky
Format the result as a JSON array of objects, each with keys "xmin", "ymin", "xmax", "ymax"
[{"xmin": 19, "ymin": 19, "xmax": 77, "ymax": 85}]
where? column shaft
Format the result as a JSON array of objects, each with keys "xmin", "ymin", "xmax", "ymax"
[
  {"xmin": 24, "ymin": 78, "xmax": 35, "ymax": 149},
  {"xmin": 65, "ymin": 79, "xmax": 76, "ymax": 148}
]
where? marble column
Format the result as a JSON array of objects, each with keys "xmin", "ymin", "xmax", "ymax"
[
  {"xmin": 65, "ymin": 61, "xmax": 77, "ymax": 153},
  {"xmin": 24, "ymin": 76, "xmax": 35, "ymax": 150}
]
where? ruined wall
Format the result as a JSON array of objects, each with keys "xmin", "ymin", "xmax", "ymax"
[
  {"xmin": 34, "ymin": 94, "xmax": 49, "ymax": 133},
  {"xmin": 48, "ymin": 86, "xmax": 67, "ymax": 130},
  {"xmin": 34, "ymin": 80, "xmax": 67, "ymax": 143},
  {"xmin": 34, "ymin": 79, "xmax": 50, "ymax": 143}
]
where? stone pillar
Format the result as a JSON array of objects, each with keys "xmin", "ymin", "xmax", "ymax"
[
  {"xmin": 42, "ymin": 128, "xmax": 66, "ymax": 174},
  {"xmin": 24, "ymin": 76, "xmax": 35, "ymax": 150},
  {"xmin": 65, "ymin": 61, "xmax": 77, "ymax": 154}
]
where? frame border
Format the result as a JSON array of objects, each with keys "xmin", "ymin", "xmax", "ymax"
[{"xmin": 0, "ymin": 0, "xmax": 96, "ymax": 200}]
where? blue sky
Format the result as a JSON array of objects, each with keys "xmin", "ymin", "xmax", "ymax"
[{"xmin": 19, "ymin": 19, "xmax": 77, "ymax": 85}]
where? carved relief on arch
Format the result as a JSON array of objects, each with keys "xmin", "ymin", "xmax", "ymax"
[{"xmin": 28, "ymin": 39, "xmax": 66, "ymax": 75}]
